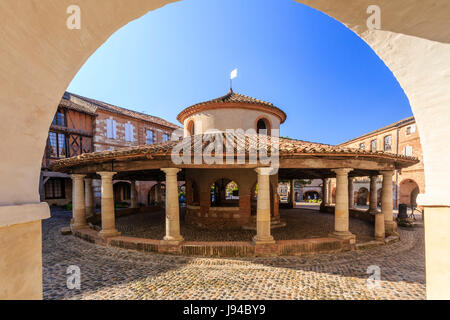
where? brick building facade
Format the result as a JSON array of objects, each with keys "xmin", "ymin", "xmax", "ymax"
[
  {"xmin": 278, "ymin": 116, "xmax": 424, "ymax": 211},
  {"xmin": 41, "ymin": 92, "xmax": 180, "ymax": 207},
  {"xmin": 338, "ymin": 116, "xmax": 424, "ymax": 209}
]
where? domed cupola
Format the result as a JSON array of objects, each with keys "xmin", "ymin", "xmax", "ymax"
[{"xmin": 177, "ymin": 89, "xmax": 287, "ymax": 137}]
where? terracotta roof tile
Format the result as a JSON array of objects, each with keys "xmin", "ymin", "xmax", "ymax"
[
  {"xmin": 177, "ymin": 90, "xmax": 287, "ymax": 123},
  {"xmin": 50, "ymin": 134, "xmax": 419, "ymax": 171},
  {"xmin": 64, "ymin": 92, "xmax": 180, "ymax": 129}
]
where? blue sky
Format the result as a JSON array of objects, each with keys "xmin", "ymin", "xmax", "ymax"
[{"xmin": 67, "ymin": 0, "xmax": 412, "ymax": 145}]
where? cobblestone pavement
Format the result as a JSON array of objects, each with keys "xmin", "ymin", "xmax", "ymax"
[
  {"xmin": 43, "ymin": 209, "xmax": 425, "ymax": 300},
  {"xmin": 116, "ymin": 208, "xmax": 375, "ymax": 243}
]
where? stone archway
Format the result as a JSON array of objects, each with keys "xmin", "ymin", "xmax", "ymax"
[
  {"xmin": 1, "ymin": 0, "xmax": 450, "ymax": 300},
  {"xmin": 113, "ymin": 181, "xmax": 131, "ymax": 204},
  {"xmin": 304, "ymin": 191, "xmax": 320, "ymax": 201},
  {"xmin": 399, "ymin": 179, "xmax": 421, "ymax": 209},
  {"xmin": 357, "ymin": 187, "xmax": 369, "ymax": 206}
]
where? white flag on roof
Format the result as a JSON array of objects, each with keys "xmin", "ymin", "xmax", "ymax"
[{"xmin": 230, "ymin": 68, "xmax": 238, "ymax": 80}]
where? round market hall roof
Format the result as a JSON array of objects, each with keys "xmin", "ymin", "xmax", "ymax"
[
  {"xmin": 177, "ymin": 90, "xmax": 287, "ymax": 124},
  {"xmin": 50, "ymin": 135, "xmax": 419, "ymax": 173}
]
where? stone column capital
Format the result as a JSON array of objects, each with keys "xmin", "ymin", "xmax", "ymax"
[
  {"xmin": 369, "ymin": 174, "xmax": 378, "ymax": 180},
  {"xmin": 97, "ymin": 171, "xmax": 117, "ymax": 179},
  {"xmin": 255, "ymin": 167, "xmax": 273, "ymax": 176},
  {"xmin": 380, "ymin": 170, "xmax": 395, "ymax": 177},
  {"xmin": 331, "ymin": 168, "xmax": 353, "ymax": 176},
  {"xmin": 161, "ymin": 168, "xmax": 181, "ymax": 176},
  {"xmin": 71, "ymin": 174, "xmax": 86, "ymax": 180}
]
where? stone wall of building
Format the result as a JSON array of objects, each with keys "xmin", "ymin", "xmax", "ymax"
[
  {"xmin": 339, "ymin": 117, "xmax": 425, "ymax": 209},
  {"xmin": 93, "ymin": 109, "xmax": 175, "ymax": 152},
  {"xmin": 185, "ymin": 168, "xmax": 279, "ymax": 228}
]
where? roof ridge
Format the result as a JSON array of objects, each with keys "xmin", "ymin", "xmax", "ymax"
[
  {"xmin": 177, "ymin": 90, "xmax": 286, "ymax": 124},
  {"xmin": 65, "ymin": 91, "xmax": 181, "ymax": 129},
  {"xmin": 338, "ymin": 116, "xmax": 415, "ymax": 146}
]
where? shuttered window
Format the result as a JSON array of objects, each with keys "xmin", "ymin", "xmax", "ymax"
[
  {"xmin": 106, "ymin": 117, "xmax": 117, "ymax": 139},
  {"xmin": 146, "ymin": 130, "xmax": 155, "ymax": 144},
  {"xmin": 124, "ymin": 122, "xmax": 134, "ymax": 142},
  {"xmin": 403, "ymin": 145, "xmax": 413, "ymax": 156}
]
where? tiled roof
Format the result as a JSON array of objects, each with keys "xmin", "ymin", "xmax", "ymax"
[
  {"xmin": 197, "ymin": 90, "xmax": 276, "ymax": 107},
  {"xmin": 177, "ymin": 90, "xmax": 287, "ymax": 124},
  {"xmin": 50, "ymin": 134, "xmax": 419, "ymax": 171},
  {"xmin": 60, "ymin": 92, "xmax": 97, "ymax": 115},
  {"xmin": 62, "ymin": 92, "xmax": 181, "ymax": 130}
]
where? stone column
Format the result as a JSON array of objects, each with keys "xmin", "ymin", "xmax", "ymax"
[
  {"xmin": 71, "ymin": 174, "xmax": 88, "ymax": 230},
  {"xmin": 324, "ymin": 178, "xmax": 330, "ymax": 205},
  {"xmin": 348, "ymin": 177, "xmax": 354, "ymax": 209},
  {"xmin": 320, "ymin": 178, "xmax": 328, "ymax": 212},
  {"xmin": 368, "ymin": 175, "xmax": 378, "ymax": 213},
  {"xmin": 98, "ymin": 172, "xmax": 120, "ymax": 238},
  {"xmin": 290, "ymin": 179, "xmax": 296, "ymax": 208},
  {"xmin": 253, "ymin": 168, "xmax": 275, "ymax": 244},
  {"xmin": 330, "ymin": 168, "xmax": 355, "ymax": 241},
  {"xmin": 161, "ymin": 168, "xmax": 183, "ymax": 244},
  {"xmin": 156, "ymin": 183, "xmax": 162, "ymax": 204},
  {"xmin": 130, "ymin": 180, "xmax": 137, "ymax": 209},
  {"xmin": 381, "ymin": 170, "xmax": 397, "ymax": 236},
  {"xmin": 327, "ymin": 179, "xmax": 333, "ymax": 204},
  {"xmin": 84, "ymin": 178, "xmax": 94, "ymax": 219}
]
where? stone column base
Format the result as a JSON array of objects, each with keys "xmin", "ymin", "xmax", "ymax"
[
  {"xmin": 70, "ymin": 223, "xmax": 89, "ymax": 231},
  {"xmin": 252, "ymin": 235, "xmax": 275, "ymax": 245},
  {"xmin": 99, "ymin": 229, "xmax": 121, "ymax": 238},
  {"xmin": 385, "ymin": 220, "xmax": 398, "ymax": 236},
  {"xmin": 329, "ymin": 231, "xmax": 356, "ymax": 243},
  {"xmin": 367, "ymin": 209, "xmax": 379, "ymax": 215},
  {"xmin": 161, "ymin": 235, "xmax": 184, "ymax": 245}
]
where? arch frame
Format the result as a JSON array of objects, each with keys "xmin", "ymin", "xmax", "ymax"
[{"xmin": 1, "ymin": 0, "xmax": 450, "ymax": 300}]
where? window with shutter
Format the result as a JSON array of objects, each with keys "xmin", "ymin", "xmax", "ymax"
[
  {"xmin": 124, "ymin": 123, "xmax": 129, "ymax": 141},
  {"xmin": 124, "ymin": 122, "xmax": 134, "ymax": 142},
  {"xmin": 403, "ymin": 145, "xmax": 413, "ymax": 156},
  {"xmin": 112, "ymin": 120, "xmax": 117, "ymax": 139},
  {"xmin": 129, "ymin": 124, "xmax": 134, "ymax": 142},
  {"xmin": 146, "ymin": 130, "xmax": 154, "ymax": 144},
  {"xmin": 106, "ymin": 117, "xmax": 113, "ymax": 139}
]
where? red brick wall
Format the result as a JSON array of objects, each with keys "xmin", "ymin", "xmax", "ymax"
[{"xmin": 94, "ymin": 109, "xmax": 176, "ymax": 152}]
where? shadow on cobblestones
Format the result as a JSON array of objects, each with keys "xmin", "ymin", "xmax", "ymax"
[
  {"xmin": 43, "ymin": 208, "xmax": 425, "ymax": 300},
  {"xmin": 116, "ymin": 208, "xmax": 375, "ymax": 243}
]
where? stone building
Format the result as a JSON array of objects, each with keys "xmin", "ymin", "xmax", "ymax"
[
  {"xmin": 337, "ymin": 116, "xmax": 424, "ymax": 211},
  {"xmin": 41, "ymin": 92, "xmax": 180, "ymax": 207}
]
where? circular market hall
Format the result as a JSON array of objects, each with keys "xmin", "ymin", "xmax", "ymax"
[{"xmin": 52, "ymin": 90, "xmax": 418, "ymax": 257}]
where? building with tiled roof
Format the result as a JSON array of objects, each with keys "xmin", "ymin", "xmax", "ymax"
[
  {"xmin": 41, "ymin": 92, "xmax": 180, "ymax": 208},
  {"xmin": 338, "ymin": 116, "xmax": 424, "ymax": 210},
  {"xmin": 52, "ymin": 90, "xmax": 419, "ymax": 251}
]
